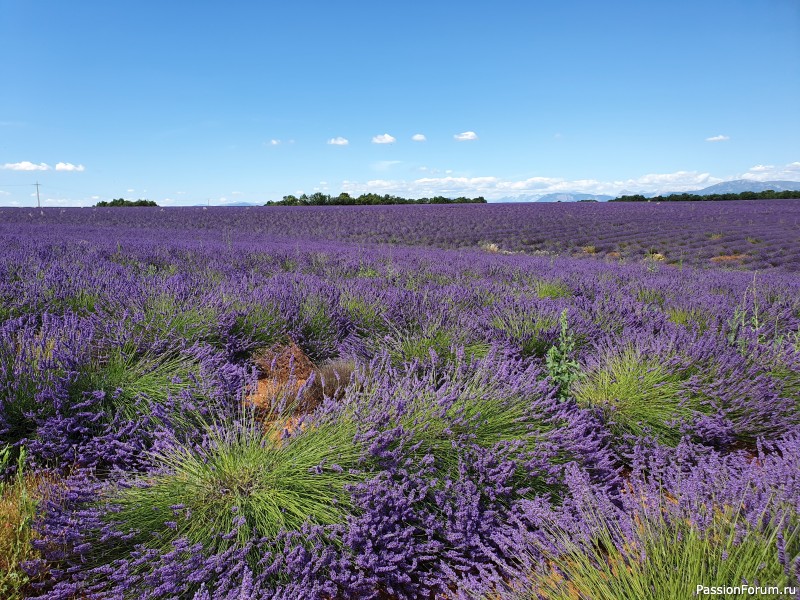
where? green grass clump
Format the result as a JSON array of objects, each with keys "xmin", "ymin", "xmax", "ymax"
[
  {"xmin": 508, "ymin": 505, "xmax": 799, "ymax": 600},
  {"xmin": 135, "ymin": 294, "xmax": 221, "ymax": 348},
  {"xmin": 74, "ymin": 348, "xmax": 208, "ymax": 419},
  {"xmin": 572, "ymin": 346, "xmax": 702, "ymax": 446},
  {"xmin": 491, "ymin": 307, "xmax": 557, "ymax": 359},
  {"xmin": 534, "ymin": 279, "xmax": 572, "ymax": 300},
  {"xmin": 636, "ymin": 287, "xmax": 665, "ymax": 307},
  {"xmin": 666, "ymin": 306, "xmax": 709, "ymax": 332},
  {"xmin": 388, "ymin": 327, "xmax": 490, "ymax": 366},
  {"xmin": 356, "ymin": 360, "xmax": 558, "ymax": 497},
  {"xmin": 339, "ymin": 293, "xmax": 389, "ymax": 336},
  {"xmin": 228, "ymin": 301, "xmax": 286, "ymax": 352},
  {"xmin": 299, "ymin": 295, "xmax": 340, "ymax": 362},
  {"xmin": 106, "ymin": 411, "xmax": 364, "ymax": 559}
]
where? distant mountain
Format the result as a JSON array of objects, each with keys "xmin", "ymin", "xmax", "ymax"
[
  {"xmin": 659, "ymin": 180, "xmax": 800, "ymax": 196},
  {"xmin": 497, "ymin": 180, "xmax": 800, "ymax": 203},
  {"xmin": 690, "ymin": 180, "xmax": 800, "ymax": 195},
  {"xmin": 536, "ymin": 192, "xmax": 614, "ymax": 203},
  {"xmin": 496, "ymin": 193, "xmax": 613, "ymax": 203},
  {"xmin": 191, "ymin": 202, "xmax": 260, "ymax": 207}
]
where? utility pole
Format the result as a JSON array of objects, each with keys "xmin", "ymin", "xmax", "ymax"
[{"xmin": 34, "ymin": 181, "xmax": 41, "ymax": 209}]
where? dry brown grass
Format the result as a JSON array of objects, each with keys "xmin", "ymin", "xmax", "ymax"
[
  {"xmin": 710, "ymin": 254, "xmax": 747, "ymax": 263},
  {"xmin": 248, "ymin": 342, "xmax": 355, "ymax": 421},
  {"xmin": 1, "ymin": 470, "xmax": 65, "ymax": 595}
]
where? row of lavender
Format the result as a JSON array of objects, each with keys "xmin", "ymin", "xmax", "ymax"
[
  {"xmin": 0, "ymin": 211, "xmax": 799, "ymax": 598},
  {"xmin": 2, "ymin": 198, "xmax": 800, "ymax": 270}
]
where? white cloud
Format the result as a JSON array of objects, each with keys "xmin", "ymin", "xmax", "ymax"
[
  {"xmin": 1, "ymin": 161, "xmax": 51, "ymax": 171},
  {"xmin": 454, "ymin": 131, "xmax": 478, "ymax": 142},
  {"xmin": 268, "ymin": 139, "xmax": 281, "ymax": 146},
  {"xmin": 411, "ymin": 133, "xmax": 426, "ymax": 142},
  {"xmin": 55, "ymin": 162, "xmax": 85, "ymax": 172},
  {"xmin": 372, "ymin": 133, "xmax": 396, "ymax": 144},
  {"xmin": 327, "ymin": 136, "xmax": 349, "ymax": 146},
  {"xmin": 127, "ymin": 189, "xmax": 135, "ymax": 193},
  {"xmin": 705, "ymin": 135, "xmax": 730, "ymax": 142},
  {"xmin": 339, "ymin": 169, "xmax": 728, "ymax": 200},
  {"xmin": 739, "ymin": 161, "xmax": 800, "ymax": 182},
  {"xmin": 0, "ymin": 190, "xmax": 10, "ymax": 196}
]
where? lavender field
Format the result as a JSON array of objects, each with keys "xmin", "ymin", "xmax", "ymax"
[{"xmin": 1, "ymin": 203, "xmax": 800, "ymax": 599}]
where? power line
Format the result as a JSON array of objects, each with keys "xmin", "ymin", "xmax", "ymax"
[{"xmin": 34, "ymin": 182, "xmax": 41, "ymax": 209}]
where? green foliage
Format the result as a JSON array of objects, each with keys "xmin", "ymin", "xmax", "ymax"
[
  {"xmin": 636, "ymin": 287, "xmax": 665, "ymax": 307},
  {"xmin": 571, "ymin": 345, "xmax": 703, "ymax": 446},
  {"xmin": 95, "ymin": 198, "xmax": 158, "ymax": 207},
  {"xmin": 63, "ymin": 289, "xmax": 100, "ymax": 315},
  {"xmin": 611, "ymin": 190, "xmax": 800, "ymax": 202},
  {"xmin": 492, "ymin": 308, "xmax": 557, "ymax": 358},
  {"xmin": 106, "ymin": 411, "xmax": 364, "ymax": 562},
  {"xmin": 74, "ymin": 348, "xmax": 208, "ymax": 420},
  {"xmin": 265, "ymin": 193, "xmax": 487, "ymax": 206},
  {"xmin": 387, "ymin": 326, "xmax": 490, "ymax": 366},
  {"xmin": 356, "ymin": 361, "xmax": 558, "ymax": 497},
  {"xmin": 510, "ymin": 504, "xmax": 800, "ymax": 600},
  {"xmin": 545, "ymin": 310, "xmax": 581, "ymax": 399},
  {"xmin": 228, "ymin": 301, "xmax": 286, "ymax": 352},
  {"xmin": 666, "ymin": 307, "xmax": 709, "ymax": 332},
  {"xmin": 339, "ymin": 293, "xmax": 389, "ymax": 336},
  {"xmin": 534, "ymin": 279, "xmax": 572, "ymax": 300},
  {"xmin": 298, "ymin": 296, "xmax": 340, "ymax": 362},
  {"xmin": 136, "ymin": 294, "xmax": 221, "ymax": 348}
]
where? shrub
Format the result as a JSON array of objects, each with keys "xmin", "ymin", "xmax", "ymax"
[
  {"xmin": 103, "ymin": 410, "xmax": 365, "ymax": 563},
  {"xmin": 571, "ymin": 344, "xmax": 703, "ymax": 446},
  {"xmin": 505, "ymin": 504, "xmax": 799, "ymax": 600}
]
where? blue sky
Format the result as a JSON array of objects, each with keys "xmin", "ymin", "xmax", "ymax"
[{"xmin": 1, "ymin": 0, "xmax": 799, "ymax": 206}]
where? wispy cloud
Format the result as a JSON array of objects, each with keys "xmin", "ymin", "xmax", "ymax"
[
  {"xmin": 1, "ymin": 161, "xmax": 51, "ymax": 171},
  {"xmin": 372, "ymin": 160, "xmax": 402, "ymax": 172},
  {"xmin": 267, "ymin": 139, "xmax": 281, "ymax": 146},
  {"xmin": 372, "ymin": 133, "xmax": 396, "ymax": 144},
  {"xmin": 411, "ymin": 133, "xmax": 426, "ymax": 142},
  {"xmin": 55, "ymin": 162, "xmax": 85, "ymax": 172},
  {"xmin": 327, "ymin": 136, "xmax": 349, "ymax": 146},
  {"xmin": 454, "ymin": 131, "xmax": 478, "ymax": 142},
  {"xmin": 705, "ymin": 134, "xmax": 730, "ymax": 142}
]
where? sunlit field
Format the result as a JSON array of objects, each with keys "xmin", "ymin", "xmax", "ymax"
[{"xmin": 1, "ymin": 203, "xmax": 799, "ymax": 599}]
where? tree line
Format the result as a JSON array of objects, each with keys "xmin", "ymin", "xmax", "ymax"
[
  {"xmin": 610, "ymin": 190, "xmax": 800, "ymax": 202},
  {"xmin": 95, "ymin": 198, "xmax": 158, "ymax": 207},
  {"xmin": 264, "ymin": 192, "xmax": 487, "ymax": 206}
]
